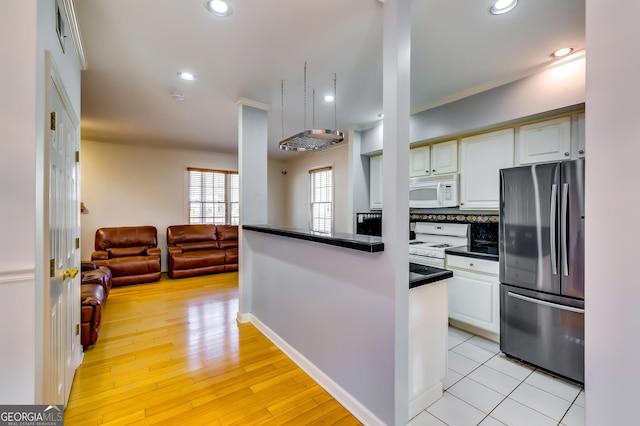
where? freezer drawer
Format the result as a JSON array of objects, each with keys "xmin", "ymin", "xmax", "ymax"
[{"xmin": 500, "ymin": 284, "xmax": 584, "ymax": 383}]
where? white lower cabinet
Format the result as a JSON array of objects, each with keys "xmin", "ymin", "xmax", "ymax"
[{"xmin": 446, "ymin": 255, "xmax": 500, "ymax": 340}]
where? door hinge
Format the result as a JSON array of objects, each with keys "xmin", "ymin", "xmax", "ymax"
[
  {"xmin": 75, "ymin": 238, "xmax": 80, "ymax": 249},
  {"xmin": 76, "ymin": 324, "xmax": 80, "ymax": 336},
  {"xmin": 50, "ymin": 259, "xmax": 55, "ymax": 278},
  {"xmin": 50, "ymin": 111, "xmax": 56, "ymax": 130},
  {"xmin": 75, "ymin": 151, "xmax": 79, "ymax": 163}
]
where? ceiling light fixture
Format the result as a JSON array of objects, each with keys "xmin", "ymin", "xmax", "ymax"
[
  {"xmin": 378, "ymin": 113, "xmax": 384, "ymax": 119},
  {"xmin": 324, "ymin": 95, "xmax": 334, "ymax": 103},
  {"xmin": 205, "ymin": 0, "xmax": 232, "ymax": 17},
  {"xmin": 177, "ymin": 72, "xmax": 195, "ymax": 81},
  {"xmin": 551, "ymin": 47, "xmax": 574, "ymax": 58},
  {"xmin": 279, "ymin": 63, "xmax": 344, "ymax": 152},
  {"xmin": 489, "ymin": 0, "xmax": 518, "ymax": 15}
]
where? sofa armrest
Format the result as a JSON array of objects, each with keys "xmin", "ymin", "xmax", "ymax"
[
  {"xmin": 146, "ymin": 247, "xmax": 161, "ymax": 257},
  {"xmin": 167, "ymin": 246, "xmax": 183, "ymax": 255},
  {"xmin": 81, "ymin": 261, "xmax": 99, "ymax": 272},
  {"xmin": 91, "ymin": 250, "xmax": 109, "ymax": 260}
]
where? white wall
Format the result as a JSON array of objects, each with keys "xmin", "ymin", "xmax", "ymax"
[
  {"xmin": 584, "ymin": 1, "xmax": 640, "ymax": 424},
  {"xmin": 0, "ymin": 0, "xmax": 82, "ymax": 404},
  {"xmin": 267, "ymin": 158, "xmax": 287, "ymax": 226},
  {"xmin": 80, "ymin": 140, "xmax": 237, "ymax": 271},
  {"xmin": 280, "ymin": 143, "xmax": 350, "ymax": 232},
  {"xmin": 361, "ymin": 56, "xmax": 586, "ymax": 154}
]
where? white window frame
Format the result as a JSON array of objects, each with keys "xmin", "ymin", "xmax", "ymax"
[
  {"xmin": 309, "ymin": 166, "xmax": 333, "ymax": 234},
  {"xmin": 187, "ymin": 168, "xmax": 239, "ymax": 225}
]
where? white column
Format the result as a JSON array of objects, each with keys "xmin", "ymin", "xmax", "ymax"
[
  {"xmin": 585, "ymin": 1, "xmax": 640, "ymax": 424},
  {"xmin": 382, "ymin": 0, "xmax": 412, "ymax": 424},
  {"xmin": 237, "ymin": 100, "xmax": 269, "ymax": 319}
]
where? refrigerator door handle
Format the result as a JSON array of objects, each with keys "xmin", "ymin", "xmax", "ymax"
[
  {"xmin": 508, "ymin": 292, "xmax": 585, "ymax": 314},
  {"xmin": 550, "ymin": 183, "xmax": 558, "ymax": 275},
  {"xmin": 562, "ymin": 183, "xmax": 569, "ymax": 276}
]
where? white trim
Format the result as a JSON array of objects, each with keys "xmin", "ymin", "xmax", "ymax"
[
  {"xmin": 0, "ymin": 266, "xmax": 36, "ymax": 284},
  {"xmin": 408, "ymin": 381, "xmax": 442, "ymax": 420},
  {"xmin": 236, "ymin": 311, "xmax": 251, "ymax": 323},
  {"xmin": 247, "ymin": 313, "xmax": 385, "ymax": 426},
  {"xmin": 236, "ymin": 98, "xmax": 270, "ymax": 111},
  {"xmin": 61, "ymin": 0, "xmax": 87, "ymax": 70}
]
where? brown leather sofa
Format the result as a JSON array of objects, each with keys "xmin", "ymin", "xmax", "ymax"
[
  {"xmin": 91, "ymin": 226, "xmax": 162, "ymax": 286},
  {"xmin": 80, "ymin": 261, "xmax": 112, "ymax": 348},
  {"xmin": 167, "ymin": 224, "xmax": 238, "ymax": 279}
]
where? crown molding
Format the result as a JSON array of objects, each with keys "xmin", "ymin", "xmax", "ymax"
[{"xmin": 62, "ymin": 0, "xmax": 87, "ymax": 70}]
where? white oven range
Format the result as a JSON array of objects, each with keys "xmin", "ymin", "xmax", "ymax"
[{"xmin": 409, "ymin": 222, "xmax": 469, "ymax": 268}]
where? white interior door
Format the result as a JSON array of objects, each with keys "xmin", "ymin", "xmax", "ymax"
[{"xmin": 46, "ymin": 57, "xmax": 81, "ymax": 406}]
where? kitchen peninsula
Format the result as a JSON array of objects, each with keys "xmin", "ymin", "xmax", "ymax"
[{"xmin": 241, "ymin": 224, "xmax": 450, "ymax": 424}]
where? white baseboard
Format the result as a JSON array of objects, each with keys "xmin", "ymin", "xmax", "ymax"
[
  {"xmin": 247, "ymin": 313, "xmax": 385, "ymax": 426},
  {"xmin": 408, "ymin": 381, "xmax": 443, "ymax": 420},
  {"xmin": 236, "ymin": 311, "xmax": 251, "ymax": 324},
  {"xmin": 448, "ymin": 319, "xmax": 499, "ymax": 343}
]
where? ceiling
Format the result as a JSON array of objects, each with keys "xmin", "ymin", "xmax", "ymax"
[{"xmin": 75, "ymin": 0, "xmax": 585, "ymax": 160}]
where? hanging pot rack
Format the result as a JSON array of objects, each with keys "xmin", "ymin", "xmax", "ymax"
[{"xmin": 279, "ymin": 63, "xmax": 344, "ymax": 152}]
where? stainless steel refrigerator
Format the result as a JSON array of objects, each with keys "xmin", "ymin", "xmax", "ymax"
[{"xmin": 499, "ymin": 159, "xmax": 585, "ymax": 383}]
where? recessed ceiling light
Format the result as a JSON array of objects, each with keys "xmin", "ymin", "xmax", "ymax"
[
  {"xmin": 551, "ymin": 47, "xmax": 574, "ymax": 58},
  {"xmin": 489, "ymin": 0, "xmax": 518, "ymax": 15},
  {"xmin": 324, "ymin": 95, "xmax": 335, "ymax": 102},
  {"xmin": 177, "ymin": 72, "xmax": 195, "ymax": 81},
  {"xmin": 205, "ymin": 0, "xmax": 232, "ymax": 17}
]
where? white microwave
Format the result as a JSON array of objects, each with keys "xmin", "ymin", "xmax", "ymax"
[{"xmin": 409, "ymin": 174, "xmax": 459, "ymax": 208}]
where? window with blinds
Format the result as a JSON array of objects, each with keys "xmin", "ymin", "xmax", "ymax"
[
  {"xmin": 309, "ymin": 167, "xmax": 333, "ymax": 234},
  {"xmin": 188, "ymin": 168, "xmax": 239, "ymax": 225}
]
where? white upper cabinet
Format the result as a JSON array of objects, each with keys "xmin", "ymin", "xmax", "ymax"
[
  {"xmin": 460, "ymin": 128, "xmax": 514, "ymax": 210},
  {"xmin": 575, "ymin": 112, "xmax": 585, "ymax": 159},
  {"xmin": 517, "ymin": 116, "xmax": 572, "ymax": 165},
  {"xmin": 409, "ymin": 146, "xmax": 431, "ymax": 177},
  {"xmin": 409, "ymin": 140, "xmax": 458, "ymax": 178},
  {"xmin": 430, "ymin": 140, "xmax": 458, "ymax": 175},
  {"xmin": 369, "ymin": 154, "xmax": 383, "ymax": 210}
]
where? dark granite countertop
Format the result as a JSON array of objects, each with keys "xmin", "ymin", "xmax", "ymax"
[
  {"xmin": 445, "ymin": 245, "xmax": 499, "ymax": 262},
  {"xmin": 243, "ymin": 224, "xmax": 384, "ymax": 253},
  {"xmin": 409, "ymin": 263, "xmax": 453, "ymax": 289}
]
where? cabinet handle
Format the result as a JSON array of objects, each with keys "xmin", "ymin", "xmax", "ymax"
[
  {"xmin": 564, "ymin": 152, "xmax": 570, "ymax": 156},
  {"xmin": 469, "ymin": 263, "xmax": 474, "ymax": 267},
  {"xmin": 579, "ymin": 149, "xmax": 584, "ymax": 154},
  {"xmin": 432, "ymin": 169, "xmax": 436, "ymax": 172}
]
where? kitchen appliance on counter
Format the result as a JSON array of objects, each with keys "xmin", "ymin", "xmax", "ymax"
[
  {"xmin": 409, "ymin": 222, "xmax": 469, "ymax": 268},
  {"xmin": 356, "ymin": 212, "xmax": 382, "ymax": 237},
  {"xmin": 499, "ymin": 159, "xmax": 585, "ymax": 383},
  {"xmin": 409, "ymin": 174, "xmax": 459, "ymax": 208}
]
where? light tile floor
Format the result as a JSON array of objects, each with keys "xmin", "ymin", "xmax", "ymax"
[{"xmin": 409, "ymin": 326, "xmax": 585, "ymax": 426}]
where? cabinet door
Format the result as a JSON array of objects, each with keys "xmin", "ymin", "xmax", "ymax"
[
  {"xmin": 447, "ymin": 256, "xmax": 500, "ymax": 335},
  {"xmin": 460, "ymin": 128, "xmax": 514, "ymax": 210},
  {"xmin": 431, "ymin": 140, "xmax": 458, "ymax": 175},
  {"xmin": 517, "ymin": 117, "xmax": 571, "ymax": 165},
  {"xmin": 409, "ymin": 145, "xmax": 431, "ymax": 177},
  {"xmin": 575, "ymin": 113, "xmax": 585, "ymax": 158},
  {"xmin": 369, "ymin": 155, "xmax": 383, "ymax": 210}
]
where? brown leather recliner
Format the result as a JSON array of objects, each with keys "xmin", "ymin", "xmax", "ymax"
[
  {"xmin": 167, "ymin": 224, "xmax": 238, "ymax": 279},
  {"xmin": 91, "ymin": 226, "xmax": 162, "ymax": 286},
  {"xmin": 80, "ymin": 261, "xmax": 112, "ymax": 348}
]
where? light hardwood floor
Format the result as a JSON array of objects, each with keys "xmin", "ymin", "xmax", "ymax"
[{"xmin": 65, "ymin": 272, "xmax": 361, "ymax": 425}]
